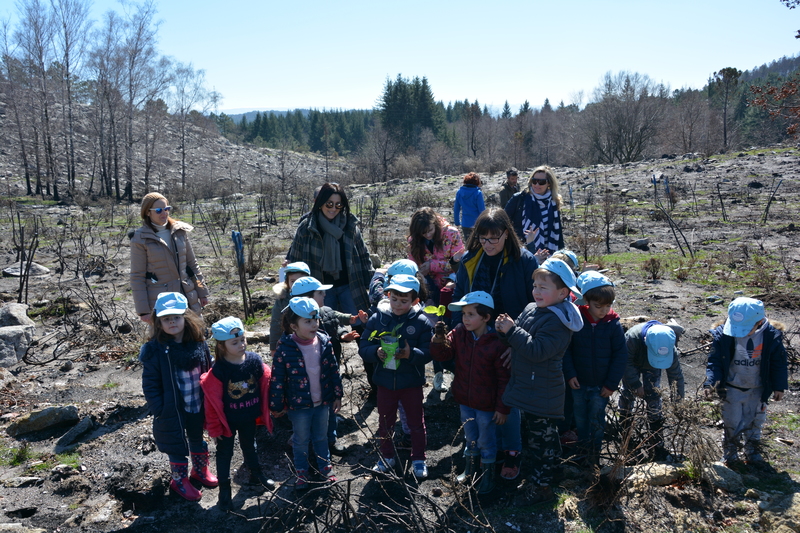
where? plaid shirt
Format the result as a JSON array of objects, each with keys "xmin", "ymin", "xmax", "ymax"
[{"xmin": 176, "ymin": 366, "xmax": 203, "ymax": 414}]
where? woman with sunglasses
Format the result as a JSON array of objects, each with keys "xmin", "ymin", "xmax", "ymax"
[
  {"xmin": 451, "ymin": 207, "xmax": 538, "ymax": 481},
  {"xmin": 504, "ymin": 166, "xmax": 565, "ymax": 263},
  {"xmin": 286, "ymin": 183, "xmax": 374, "ymax": 316},
  {"xmin": 130, "ymin": 193, "xmax": 210, "ymax": 323}
]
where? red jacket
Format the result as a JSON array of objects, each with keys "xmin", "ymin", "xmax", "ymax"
[
  {"xmin": 200, "ymin": 358, "xmax": 274, "ymax": 438},
  {"xmin": 431, "ymin": 324, "xmax": 510, "ymax": 414}
]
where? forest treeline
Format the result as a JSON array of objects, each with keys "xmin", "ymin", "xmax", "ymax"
[{"xmin": 0, "ymin": 0, "xmax": 798, "ymax": 204}]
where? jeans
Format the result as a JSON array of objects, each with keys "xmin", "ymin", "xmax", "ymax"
[
  {"xmin": 495, "ymin": 407, "xmax": 522, "ymax": 453},
  {"xmin": 325, "ymin": 284, "xmax": 358, "ymax": 315},
  {"xmin": 721, "ymin": 386, "xmax": 766, "ymax": 461},
  {"xmin": 288, "ymin": 404, "xmax": 330, "ymax": 473},
  {"xmin": 167, "ymin": 410, "xmax": 206, "ymax": 463},
  {"xmin": 377, "ymin": 386, "xmax": 426, "ymax": 461},
  {"xmin": 618, "ymin": 368, "xmax": 664, "ymax": 422},
  {"xmin": 571, "ymin": 386, "xmax": 609, "ymax": 453},
  {"xmin": 216, "ymin": 419, "xmax": 259, "ymax": 481},
  {"xmin": 460, "ymin": 405, "xmax": 497, "ymax": 462},
  {"xmin": 328, "ymin": 404, "xmax": 338, "ymax": 444}
]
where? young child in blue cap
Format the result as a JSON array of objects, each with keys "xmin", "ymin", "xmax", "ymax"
[
  {"xmin": 495, "ymin": 258, "xmax": 583, "ymax": 504},
  {"xmin": 563, "ymin": 271, "xmax": 627, "ymax": 465},
  {"xmin": 201, "ymin": 316, "xmax": 275, "ymax": 510},
  {"xmin": 704, "ymin": 297, "xmax": 787, "ymax": 466},
  {"xmin": 269, "ymin": 297, "xmax": 343, "ymax": 491},
  {"xmin": 270, "ymin": 262, "xmax": 311, "ymax": 356}
]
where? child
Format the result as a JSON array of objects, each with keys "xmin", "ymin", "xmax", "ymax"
[
  {"xmin": 495, "ymin": 259, "xmax": 583, "ymax": 504},
  {"xmin": 618, "ymin": 319, "xmax": 685, "ymax": 460},
  {"xmin": 453, "ymin": 172, "xmax": 485, "ymax": 243},
  {"xmin": 269, "ymin": 297, "xmax": 343, "ymax": 491},
  {"xmin": 270, "ymin": 262, "xmax": 311, "ymax": 356},
  {"xmin": 359, "ymin": 274, "xmax": 433, "ymax": 478},
  {"xmin": 430, "ymin": 291, "xmax": 510, "ymax": 495},
  {"xmin": 140, "ymin": 292, "xmax": 215, "ymax": 502},
  {"xmin": 704, "ymin": 297, "xmax": 787, "ymax": 466},
  {"xmin": 563, "ymin": 272, "xmax": 626, "ymax": 464},
  {"xmin": 291, "ymin": 276, "xmax": 368, "ymax": 454},
  {"xmin": 201, "ymin": 317, "xmax": 274, "ymax": 510}
]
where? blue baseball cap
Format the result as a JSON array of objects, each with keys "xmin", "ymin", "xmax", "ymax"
[
  {"xmin": 448, "ymin": 291, "xmax": 494, "ymax": 311},
  {"xmin": 154, "ymin": 292, "xmax": 188, "ymax": 317},
  {"xmin": 556, "ymin": 250, "xmax": 579, "ymax": 272},
  {"xmin": 387, "ymin": 259, "xmax": 419, "ymax": 277},
  {"xmin": 385, "ymin": 273, "xmax": 420, "ymax": 294},
  {"xmin": 285, "ymin": 262, "xmax": 311, "ymax": 275},
  {"xmin": 283, "ymin": 297, "xmax": 320, "ymax": 319},
  {"xmin": 724, "ymin": 297, "xmax": 765, "ymax": 337},
  {"xmin": 645, "ymin": 324, "xmax": 676, "ymax": 369},
  {"xmin": 540, "ymin": 258, "xmax": 581, "ymax": 298},
  {"xmin": 212, "ymin": 316, "xmax": 245, "ymax": 341},
  {"xmin": 575, "ymin": 271, "xmax": 614, "ymax": 305},
  {"xmin": 290, "ymin": 276, "xmax": 333, "ymax": 297}
]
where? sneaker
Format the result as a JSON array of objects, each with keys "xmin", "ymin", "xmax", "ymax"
[
  {"xmin": 559, "ymin": 429, "xmax": 578, "ymax": 446},
  {"xmin": 372, "ymin": 457, "xmax": 396, "ymax": 473},
  {"xmin": 433, "ymin": 372, "xmax": 448, "ymax": 392},
  {"xmin": 294, "ymin": 471, "xmax": 309, "ymax": 491},
  {"xmin": 412, "ymin": 460, "xmax": 428, "ymax": 479},
  {"xmin": 321, "ymin": 465, "xmax": 337, "ymax": 483},
  {"xmin": 500, "ymin": 451, "xmax": 521, "ymax": 480},
  {"xmin": 396, "ymin": 433, "xmax": 413, "ymax": 450}
]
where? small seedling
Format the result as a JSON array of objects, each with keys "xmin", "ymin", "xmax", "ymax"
[{"xmin": 423, "ymin": 305, "xmax": 446, "ymax": 317}]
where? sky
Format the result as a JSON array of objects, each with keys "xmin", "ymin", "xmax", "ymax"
[{"xmin": 3, "ymin": 0, "xmax": 800, "ymax": 114}]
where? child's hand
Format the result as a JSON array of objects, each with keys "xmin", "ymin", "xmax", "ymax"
[
  {"xmin": 524, "ymin": 226, "xmax": 539, "ymax": 245},
  {"xmin": 332, "ymin": 399, "xmax": 341, "ymax": 413},
  {"xmin": 774, "ymin": 391, "xmax": 784, "ymax": 401},
  {"xmin": 270, "ymin": 409, "xmax": 286, "ymax": 418},
  {"xmin": 432, "ymin": 321, "xmax": 447, "ymax": 343},
  {"xmin": 340, "ymin": 331, "xmax": 360, "ymax": 342},
  {"xmin": 534, "ymin": 248, "xmax": 551, "ymax": 264},
  {"xmin": 634, "ymin": 386, "xmax": 645, "ymax": 398},
  {"xmin": 492, "ymin": 411, "xmax": 507, "ymax": 425},
  {"xmin": 419, "ymin": 261, "xmax": 431, "ymax": 276},
  {"xmin": 567, "ymin": 377, "xmax": 580, "ymax": 390},
  {"xmin": 499, "ymin": 347, "xmax": 513, "ymax": 369},
  {"xmin": 495, "ymin": 314, "xmax": 514, "ymax": 334},
  {"xmin": 376, "ymin": 347, "xmax": 387, "ymax": 362},
  {"xmin": 395, "ymin": 340, "xmax": 411, "ymax": 360},
  {"xmin": 357, "ymin": 310, "xmax": 369, "ymax": 324},
  {"xmin": 600, "ymin": 386, "xmax": 614, "ymax": 398}
]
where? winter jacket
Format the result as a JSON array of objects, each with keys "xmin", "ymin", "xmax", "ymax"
[
  {"xmin": 704, "ymin": 321, "xmax": 787, "ymax": 403},
  {"xmin": 431, "ymin": 324, "xmax": 510, "ymax": 414},
  {"xmin": 453, "ymin": 184, "xmax": 485, "ymax": 229},
  {"xmin": 451, "ymin": 247, "xmax": 538, "ymax": 325},
  {"xmin": 623, "ymin": 322, "xmax": 685, "ymax": 398},
  {"xmin": 319, "ymin": 305, "xmax": 351, "ymax": 360},
  {"xmin": 499, "ymin": 181, "xmax": 520, "ymax": 210},
  {"xmin": 130, "ymin": 220, "xmax": 209, "ymax": 316},
  {"xmin": 359, "ymin": 306, "xmax": 433, "ymax": 390},
  {"xmin": 200, "ymin": 351, "xmax": 273, "ymax": 438},
  {"xmin": 500, "ymin": 301, "xmax": 583, "ymax": 419},
  {"xmin": 269, "ymin": 285, "xmax": 349, "ymax": 354},
  {"xmin": 286, "ymin": 212, "xmax": 374, "ymax": 313},
  {"xmin": 140, "ymin": 338, "xmax": 212, "ymax": 457},
  {"xmin": 563, "ymin": 307, "xmax": 627, "ymax": 391},
  {"xmin": 504, "ymin": 191, "xmax": 564, "ymax": 252},
  {"xmin": 269, "ymin": 284, "xmax": 291, "ymax": 351},
  {"xmin": 407, "ymin": 220, "xmax": 465, "ymax": 289},
  {"xmin": 269, "ymin": 331, "xmax": 342, "ymax": 412}
]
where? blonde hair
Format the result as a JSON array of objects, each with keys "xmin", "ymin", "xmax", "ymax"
[
  {"xmin": 140, "ymin": 193, "xmax": 176, "ymax": 230},
  {"xmin": 529, "ymin": 166, "xmax": 563, "ymax": 210}
]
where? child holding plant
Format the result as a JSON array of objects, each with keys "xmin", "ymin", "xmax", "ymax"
[{"xmin": 359, "ymin": 274, "xmax": 433, "ymax": 478}]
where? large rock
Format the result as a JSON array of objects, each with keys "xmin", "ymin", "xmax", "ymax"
[
  {"xmin": 55, "ymin": 416, "xmax": 95, "ymax": 452},
  {"xmin": 0, "ymin": 303, "xmax": 36, "ymax": 327},
  {"xmin": 0, "ymin": 326, "xmax": 34, "ymax": 367},
  {"xmin": 1, "ymin": 262, "xmax": 50, "ymax": 278},
  {"xmin": 6, "ymin": 406, "xmax": 79, "ymax": 437},
  {"xmin": 702, "ymin": 462, "xmax": 744, "ymax": 493},
  {"xmin": 626, "ymin": 462, "xmax": 686, "ymax": 486}
]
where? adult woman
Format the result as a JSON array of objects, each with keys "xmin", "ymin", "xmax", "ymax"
[
  {"xmin": 130, "ymin": 193, "xmax": 209, "ymax": 322},
  {"xmin": 407, "ymin": 207, "xmax": 465, "ymax": 303},
  {"xmin": 451, "ymin": 207, "xmax": 539, "ymax": 481},
  {"xmin": 453, "ymin": 172, "xmax": 485, "ymax": 243},
  {"xmin": 504, "ymin": 166, "xmax": 565, "ymax": 262},
  {"xmin": 286, "ymin": 183, "xmax": 373, "ymax": 315}
]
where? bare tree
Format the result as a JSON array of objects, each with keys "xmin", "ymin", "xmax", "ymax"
[
  {"xmin": 0, "ymin": 22, "xmax": 34, "ymax": 194},
  {"xmin": 169, "ymin": 61, "xmax": 209, "ymax": 189}
]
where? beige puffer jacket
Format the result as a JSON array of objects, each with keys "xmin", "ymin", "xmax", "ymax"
[{"xmin": 129, "ymin": 220, "xmax": 209, "ymax": 316}]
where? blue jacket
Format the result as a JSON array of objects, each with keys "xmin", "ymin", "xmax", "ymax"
[
  {"xmin": 140, "ymin": 339, "xmax": 212, "ymax": 457},
  {"xmin": 359, "ymin": 306, "xmax": 433, "ymax": 390},
  {"xmin": 269, "ymin": 331, "xmax": 343, "ymax": 412},
  {"xmin": 453, "ymin": 184, "xmax": 485, "ymax": 228},
  {"xmin": 563, "ymin": 307, "xmax": 627, "ymax": 391},
  {"xmin": 704, "ymin": 321, "xmax": 788, "ymax": 403}
]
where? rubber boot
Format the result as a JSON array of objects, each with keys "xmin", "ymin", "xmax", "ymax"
[
  {"xmin": 477, "ymin": 461, "xmax": 495, "ymax": 495},
  {"xmin": 456, "ymin": 454, "xmax": 478, "ymax": 484},
  {"xmin": 169, "ymin": 461, "xmax": 202, "ymax": 502},
  {"xmin": 249, "ymin": 467, "xmax": 276, "ymax": 490},
  {"xmin": 217, "ymin": 480, "xmax": 232, "ymax": 511},
  {"xmin": 190, "ymin": 443, "xmax": 219, "ymax": 488}
]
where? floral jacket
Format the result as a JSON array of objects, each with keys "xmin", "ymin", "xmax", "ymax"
[{"xmin": 407, "ymin": 219, "xmax": 465, "ymax": 289}]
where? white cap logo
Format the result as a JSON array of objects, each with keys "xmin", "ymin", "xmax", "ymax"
[
  {"xmin": 731, "ymin": 311, "xmax": 744, "ymax": 323},
  {"xmin": 658, "ymin": 346, "xmax": 669, "ymax": 355}
]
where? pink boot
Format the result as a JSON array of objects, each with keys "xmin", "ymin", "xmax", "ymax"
[
  {"xmin": 190, "ymin": 444, "xmax": 218, "ymax": 488},
  {"xmin": 169, "ymin": 462, "xmax": 202, "ymax": 501}
]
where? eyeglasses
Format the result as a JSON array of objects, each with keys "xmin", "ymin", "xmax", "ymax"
[
  {"xmin": 478, "ymin": 232, "xmax": 506, "ymax": 245},
  {"xmin": 149, "ymin": 206, "xmax": 172, "ymax": 214},
  {"xmin": 324, "ymin": 202, "xmax": 344, "ymax": 210},
  {"xmin": 531, "ymin": 179, "xmax": 549, "ymax": 186}
]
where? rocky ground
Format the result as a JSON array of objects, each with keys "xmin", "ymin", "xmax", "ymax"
[{"xmin": 0, "ymin": 144, "xmax": 798, "ymax": 532}]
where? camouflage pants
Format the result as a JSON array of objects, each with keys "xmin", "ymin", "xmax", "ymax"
[{"xmin": 525, "ymin": 415, "xmax": 561, "ymax": 486}]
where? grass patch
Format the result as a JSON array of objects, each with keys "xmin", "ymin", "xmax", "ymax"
[
  {"xmin": 770, "ymin": 412, "xmax": 800, "ymax": 431},
  {"xmin": 101, "ymin": 382, "xmax": 120, "ymax": 390}
]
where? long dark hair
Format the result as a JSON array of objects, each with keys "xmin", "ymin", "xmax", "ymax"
[
  {"xmin": 408, "ymin": 207, "xmax": 444, "ymax": 265},
  {"xmin": 151, "ymin": 309, "xmax": 206, "ymax": 344},
  {"xmin": 465, "ymin": 208, "xmax": 523, "ymax": 261},
  {"xmin": 312, "ymin": 182, "xmax": 350, "ymax": 218}
]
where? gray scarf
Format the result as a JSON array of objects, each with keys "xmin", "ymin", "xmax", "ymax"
[{"xmin": 317, "ymin": 211, "xmax": 346, "ymax": 280}]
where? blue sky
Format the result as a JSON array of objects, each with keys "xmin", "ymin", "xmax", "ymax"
[{"xmin": 4, "ymin": 0, "xmax": 799, "ymax": 113}]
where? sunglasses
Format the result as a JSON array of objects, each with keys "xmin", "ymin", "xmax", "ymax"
[
  {"xmin": 531, "ymin": 179, "xmax": 549, "ymax": 186},
  {"xmin": 324, "ymin": 202, "xmax": 344, "ymax": 210},
  {"xmin": 478, "ymin": 231, "xmax": 506, "ymax": 245},
  {"xmin": 149, "ymin": 206, "xmax": 172, "ymax": 214}
]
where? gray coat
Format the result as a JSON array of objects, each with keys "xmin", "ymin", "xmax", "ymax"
[
  {"xmin": 500, "ymin": 301, "xmax": 583, "ymax": 419},
  {"xmin": 623, "ymin": 322, "xmax": 685, "ymax": 398}
]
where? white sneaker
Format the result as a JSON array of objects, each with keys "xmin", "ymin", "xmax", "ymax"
[
  {"xmin": 433, "ymin": 372, "xmax": 448, "ymax": 392},
  {"xmin": 412, "ymin": 460, "xmax": 428, "ymax": 479},
  {"xmin": 372, "ymin": 457, "xmax": 396, "ymax": 473}
]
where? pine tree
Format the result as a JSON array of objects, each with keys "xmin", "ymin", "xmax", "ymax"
[{"xmin": 501, "ymin": 101, "xmax": 512, "ymax": 119}]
